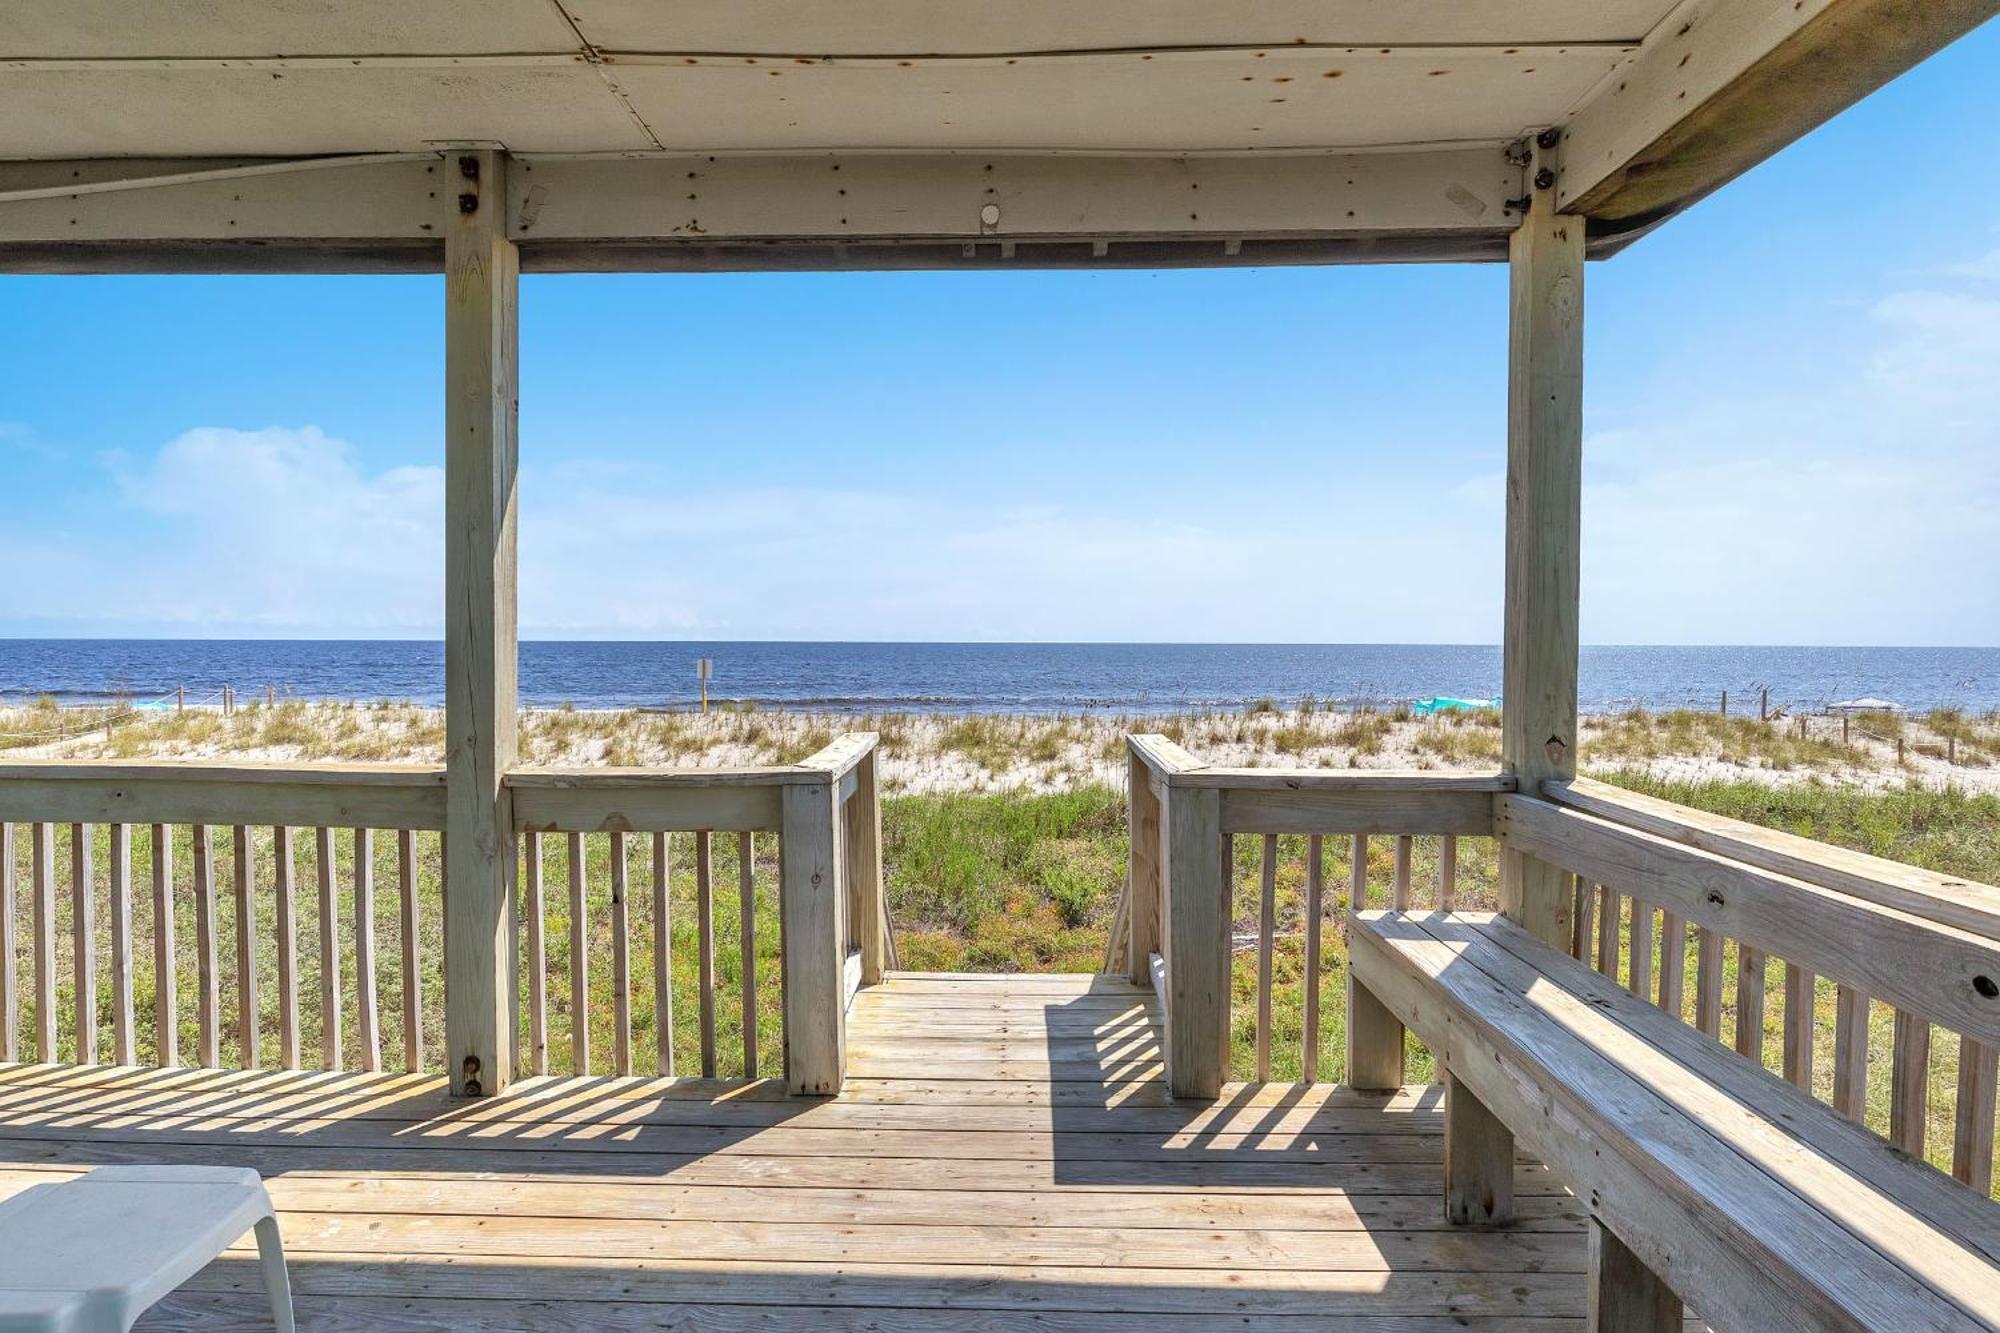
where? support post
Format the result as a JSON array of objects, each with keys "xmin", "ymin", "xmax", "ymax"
[
  {"xmin": 782, "ymin": 776, "xmax": 846, "ymax": 1095},
  {"xmin": 1345, "ymin": 970, "xmax": 1405, "ymax": 1091},
  {"xmin": 848, "ymin": 745, "xmax": 887, "ymax": 985},
  {"xmin": 1588, "ymin": 1219, "xmax": 1683, "ymax": 1332},
  {"xmin": 1444, "ymin": 1071, "xmax": 1514, "ymax": 1224},
  {"xmin": 443, "ymin": 147, "xmax": 520, "ymax": 1098},
  {"xmin": 1126, "ymin": 754, "xmax": 1162, "ymax": 985},
  {"xmin": 1499, "ymin": 133, "xmax": 1584, "ymax": 951},
  {"xmin": 1163, "ymin": 784, "xmax": 1227, "ymax": 1099}
]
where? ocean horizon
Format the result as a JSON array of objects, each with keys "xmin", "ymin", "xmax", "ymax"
[{"xmin": 0, "ymin": 640, "xmax": 1996, "ymax": 715}]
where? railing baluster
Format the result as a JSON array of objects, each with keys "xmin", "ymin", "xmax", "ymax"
[
  {"xmin": 1694, "ymin": 927, "xmax": 1723, "ymax": 1038},
  {"xmin": 71, "ymin": 823, "xmax": 95, "ymax": 1064},
  {"xmin": 1595, "ymin": 884, "xmax": 1620, "ymax": 979},
  {"xmin": 1349, "ymin": 834, "xmax": 1368, "ymax": 911},
  {"xmin": 1953, "ymin": 1037, "xmax": 1998, "ymax": 1194},
  {"xmin": 1391, "ymin": 835, "xmax": 1412, "ymax": 910},
  {"xmin": 1889, "ymin": 1011, "xmax": 1930, "ymax": 1155},
  {"xmin": 32, "ymin": 823, "xmax": 54, "ymax": 1061},
  {"xmin": 354, "ymin": 828, "xmax": 380, "ymax": 1072},
  {"xmin": 1302, "ymin": 834, "xmax": 1324, "ymax": 1083},
  {"xmin": 272, "ymin": 826, "xmax": 298, "ymax": 1069},
  {"xmin": 1782, "ymin": 963, "xmax": 1814, "ymax": 1090},
  {"xmin": 610, "ymin": 830, "xmax": 632, "ymax": 1077},
  {"xmin": 696, "ymin": 830, "xmax": 716, "ymax": 1078},
  {"xmin": 234, "ymin": 826, "xmax": 260, "ymax": 1068},
  {"xmin": 1833, "ymin": 985, "xmax": 1870, "ymax": 1122},
  {"xmin": 567, "ymin": 830, "xmax": 589, "ymax": 1076},
  {"xmin": 151, "ymin": 824, "xmax": 177, "ymax": 1068},
  {"xmin": 0, "ymin": 824, "xmax": 12, "ymax": 1063},
  {"xmin": 1628, "ymin": 898, "xmax": 1654, "ymax": 1001},
  {"xmin": 1437, "ymin": 834, "xmax": 1457, "ymax": 913},
  {"xmin": 1569, "ymin": 874, "xmax": 1592, "ymax": 960},
  {"xmin": 1656, "ymin": 912, "xmax": 1685, "ymax": 1016},
  {"xmin": 738, "ymin": 832, "xmax": 757, "ymax": 1078},
  {"xmin": 309, "ymin": 826, "xmax": 339, "ymax": 1070},
  {"xmin": 1736, "ymin": 944, "xmax": 1766, "ymax": 1065},
  {"xmin": 523, "ymin": 831, "xmax": 547, "ymax": 1076},
  {"xmin": 397, "ymin": 828, "xmax": 422, "ymax": 1072},
  {"xmin": 109, "ymin": 824, "xmax": 134, "ymax": 1064},
  {"xmin": 1255, "ymin": 833, "xmax": 1276, "ymax": 1082},
  {"xmin": 193, "ymin": 825, "xmax": 219, "ymax": 1067},
  {"xmin": 653, "ymin": 831, "xmax": 673, "ymax": 1076}
]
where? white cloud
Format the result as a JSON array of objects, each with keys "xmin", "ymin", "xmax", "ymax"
[{"xmin": 1869, "ymin": 288, "xmax": 2000, "ymax": 404}]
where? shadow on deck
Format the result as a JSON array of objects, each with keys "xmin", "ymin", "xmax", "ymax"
[{"xmin": 0, "ymin": 972, "xmax": 1586, "ymax": 1329}]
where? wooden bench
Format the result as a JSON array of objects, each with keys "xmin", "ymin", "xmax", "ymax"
[{"xmin": 1346, "ymin": 909, "xmax": 2000, "ymax": 1332}]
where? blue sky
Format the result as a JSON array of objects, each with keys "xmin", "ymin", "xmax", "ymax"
[{"xmin": 2, "ymin": 23, "xmax": 1997, "ymax": 645}]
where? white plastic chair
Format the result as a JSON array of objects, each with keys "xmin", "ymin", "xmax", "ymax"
[{"xmin": 0, "ymin": 1165, "xmax": 294, "ymax": 1332}]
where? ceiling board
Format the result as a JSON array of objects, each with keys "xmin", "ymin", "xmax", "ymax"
[{"xmin": 0, "ymin": 0, "xmax": 581, "ymax": 59}]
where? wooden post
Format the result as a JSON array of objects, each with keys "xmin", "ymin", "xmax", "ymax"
[
  {"xmin": 1126, "ymin": 753, "xmax": 1162, "ymax": 985},
  {"xmin": 1444, "ymin": 1071, "xmax": 1514, "ymax": 1224},
  {"xmin": 1759, "ymin": 687, "xmax": 1769, "ymax": 722},
  {"xmin": 848, "ymin": 745, "xmax": 887, "ymax": 985},
  {"xmin": 1499, "ymin": 134, "xmax": 1582, "ymax": 951},
  {"xmin": 1163, "ymin": 784, "xmax": 1227, "ymax": 1099},
  {"xmin": 1588, "ymin": 1219, "xmax": 1682, "ymax": 1332},
  {"xmin": 1719, "ymin": 690, "xmax": 1727, "ymax": 718},
  {"xmin": 781, "ymin": 777, "xmax": 845, "ymax": 1095},
  {"xmin": 1346, "ymin": 971, "xmax": 1405, "ymax": 1091},
  {"xmin": 443, "ymin": 148, "xmax": 520, "ymax": 1098},
  {"xmin": 698, "ymin": 658, "xmax": 712, "ymax": 715}
]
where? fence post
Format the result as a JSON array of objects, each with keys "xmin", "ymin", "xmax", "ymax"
[
  {"xmin": 1164, "ymin": 780, "xmax": 1227, "ymax": 1100},
  {"xmin": 1126, "ymin": 748, "xmax": 1163, "ymax": 985},
  {"xmin": 847, "ymin": 741, "xmax": 888, "ymax": 985},
  {"xmin": 782, "ymin": 774, "xmax": 846, "ymax": 1095}
]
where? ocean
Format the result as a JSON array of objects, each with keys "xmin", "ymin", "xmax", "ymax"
[{"xmin": 0, "ymin": 641, "xmax": 1995, "ymax": 715}]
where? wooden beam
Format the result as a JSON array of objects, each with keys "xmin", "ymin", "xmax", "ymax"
[
  {"xmin": 442, "ymin": 147, "xmax": 520, "ymax": 1099},
  {"xmin": 0, "ymin": 762, "xmax": 444, "ymax": 830},
  {"xmin": 1562, "ymin": 0, "xmax": 2000, "ymax": 244},
  {"xmin": 0, "ymin": 148, "xmax": 1526, "ymax": 274},
  {"xmin": 1498, "ymin": 140, "xmax": 1583, "ymax": 952}
]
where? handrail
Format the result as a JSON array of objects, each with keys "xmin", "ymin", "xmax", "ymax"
[
  {"xmin": 0, "ymin": 759, "xmax": 446, "ymax": 829},
  {"xmin": 1498, "ymin": 793, "xmax": 2000, "ymax": 1049},
  {"xmin": 1544, "ymin": 776, "xmax": 2000, "ymax": 941}
]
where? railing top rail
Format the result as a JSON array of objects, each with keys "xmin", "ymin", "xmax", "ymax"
[
  {"xmin": 507, "ymin": 765, "xmax": 814, "ymax": 790},
  {"xmin": 0, "ymin": 759, "xmax": 444, "ymax": 786},
  {"xmin": 1127, "ymin": 733, "xmax": 1201, "ymax": 776},
  {"xmin": 797, "ymin": 731, "xmax": 878, "ymax": 784},
  {"xmin": 1544, "ymin": 776, "xmax": 2000, "ymax": 942},
  {"xmin": 1177, "ymin": 767, "xmax": 1513, "ymax": 792}
]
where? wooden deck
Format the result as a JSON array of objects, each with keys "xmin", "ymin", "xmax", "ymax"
[{"xmin": 0, "ymin": 972, "xmax": 1590, "ymax": 1330}]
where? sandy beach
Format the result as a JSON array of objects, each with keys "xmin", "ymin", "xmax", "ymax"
[{"xmin": 2, "ymin": 697, "xmax": 1992, "ymax": 795}]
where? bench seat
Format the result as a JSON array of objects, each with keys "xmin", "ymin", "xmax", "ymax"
[{"xmin": 1347, "ymin": 909, "xmax": 2000, "ymax": 1333}]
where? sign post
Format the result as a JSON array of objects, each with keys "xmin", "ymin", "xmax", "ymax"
[{"xmin": 697, "ymin": 658, "xmax": 712, "ymax": 715}]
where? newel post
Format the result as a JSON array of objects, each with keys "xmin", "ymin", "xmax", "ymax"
[
  {"xmin": 1125, "ymin": 749, "xmax": 1162, "ymax": 985},
  {"xmin": 782, "ymin": 774, "xmax": 846, "ymax": 1095},
  {"xmin": 1499, "ymin": 131, "xmax": 1583, "ymax": 952},
  {"xmin": 443, "ymin": 147, "xmax": 520, "ymax": 1097},
  {"xmin": 847, "ymin": 742, "xmax": 889, "ymax": 985},
  {"xmin": 1163, "ymin": 779, "xmax": 1228, "ymax": 1101}
]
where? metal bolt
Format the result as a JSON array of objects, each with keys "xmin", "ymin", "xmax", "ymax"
[
  {"xmin": 1536, "ymin": 127, "xmax": 1562, "ymax": 150},
  {"xmin": 458, "ymin": 193, "xmax": 479, "ymax": 213},
  {"xmin": 462, "ymin": 1054, "xmax": 483, "ymax": 1097},
  {"xmin": 1534, "ymin": 168, "xmax": 1556, "ymax": 191},
  {"xmin": 458, "ymin": 154, "xmax": 480, "ymax": 181}
]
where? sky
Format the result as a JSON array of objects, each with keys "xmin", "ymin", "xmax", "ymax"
[{"xmin": 1, "ymin": 24, "xmax": 1997, "ymax": 646}]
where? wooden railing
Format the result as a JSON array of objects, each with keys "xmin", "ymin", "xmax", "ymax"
[
  {"xmin": 508, "ymin": 732, "xmax": 887, "ymax": 1094},
  {"xmin": 1123, "ymin": 735, "xmax": 1507, "ymax": 1097},
  {"xmin": 1123, "ymin": 736, "xmax": 2000, "ymax": 1192},
  {"xmin": 0, "ymin": 734, "xmax": 887, "ymax": 1097},
  {"xmin": 0, "ymin": 761, "xmax": 445, "ymax": 1072},
  {"xmin": 1509, "ymin": 777, "xmax": 2000, "ymax": 1194}
]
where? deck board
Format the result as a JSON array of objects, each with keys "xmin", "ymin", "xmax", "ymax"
[{"xmin": 0, "ymin": 972, "xmax": 1590, "ymax": 1329}]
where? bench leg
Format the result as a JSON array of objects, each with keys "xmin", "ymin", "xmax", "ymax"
[
  {"xmin": 1444, "ymin": 1071, "xmax": 1514, "ymax": 1225},
  {"xmin": 254, "ymin": 1215, "xmax": 296, "ymax": 1333},
  {"xmin": 1345, "ymin": 970, "xmax": 1405, "ymax": 1091},
  {"xmin": 1589, "ymin": 1218, "xmax": 1682, "ymax": 1333}
]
